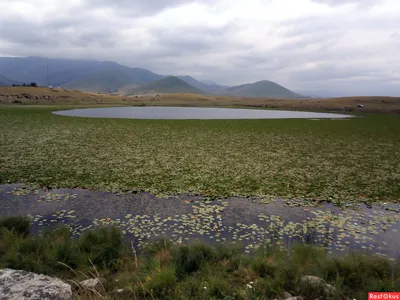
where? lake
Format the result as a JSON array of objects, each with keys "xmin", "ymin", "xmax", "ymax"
[{"xmin": 53, "ymin": 107, "xmax": 354, "ymax": 119}]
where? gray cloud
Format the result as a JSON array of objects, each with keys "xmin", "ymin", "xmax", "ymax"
[
  {"xmin": 151, "ymin": 24, "xmax": 245, "ymax": 55},
  {"xmin": 288, "ymin": 65, "xmax": 380, "ymax": 81},
  {"xmin": 311, "ymin": 0, "xmax": 377, "ymax": 8},
  {"xmin": 69, "ymin": 30, "xmax": 118, "ymax": 48},
  {"xmin": 0, "ymin": 19, "xmax": 58, "ymax": 46},
  {"xmin": 0, "ymin": 0, "xmax": 399, "ymax": 96},
  {"xmin": 392, "ymin": 31, "xmax": 400, "ymax": 43},
  {"xmin": 83, "ymin": 0, "xmax": 213, "ymax": 16}
]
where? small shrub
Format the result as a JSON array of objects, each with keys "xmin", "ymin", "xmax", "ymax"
[
  {"xmin": 146, "ymin": 266, "xmax": 176, "ymax": 297},
  {"xmin": 173, "ymin": 243, "xmax": 215, "ymax": 277},
  {"xmin": 207, "ymin": 275, "xmax": 231, "ymax": 298},
  {"xmin": 78, "ymin": 226, "xmax": 124, "ymax": 270},
  {"xmin": 0, "ymin": 216, "xmax": 31, "ymax": 237},
  {"xmin": 0, "ymin": 218, "xmax": 398, "ymax": 299}
]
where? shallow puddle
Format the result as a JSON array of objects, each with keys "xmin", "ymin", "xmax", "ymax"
[{"xmin": 0, "ymin": 184, "xmax": 398, "ymax": 259}]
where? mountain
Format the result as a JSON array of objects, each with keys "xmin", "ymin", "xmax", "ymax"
[
  {"xmin": 62, "ymin": 67, "xmax": 163, "ymax": 93},
  {"xmin": 177, "ymin": 76, "xmax": 211, "ymax": 91},
  {"xmin": 0, "ymin": 74, "xmax": 20, "ymax": 86},
  {"xmin": 221, "ymin": 80, "xmax": 304, "ymax": 98},
  {"xmin": 201, "ymin": 80, "xmax": 218, "ymax": 86},
  {"xmin": 177, "ymin": 76, "xmax": 228, "ymax": 94},
  {"xmin": 0, "ymin": 56, "xmax": 143, "ymax": 87},
  {"xmin": 126, "ymin": 76, "xmax": 204, "ymax": 95},
  {"xmin": 0, "ymin": 56, "xmax": 302, "ymax": 98}
]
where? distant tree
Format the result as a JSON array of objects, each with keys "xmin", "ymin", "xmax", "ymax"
[
  {"xmin": 12, "ymin": 84, "xmax": 15, "ymax": 87},
  {"xmin": 22, "ymin": 83, "xmax": 26, "ymax": 86},
  {"xmin": 29, "ymin": 82, "xmax": 37, "ymax": 87}
]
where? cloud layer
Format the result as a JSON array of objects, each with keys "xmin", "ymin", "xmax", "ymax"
[{"xmin": 1, "ymin": 0, "xmax": 399, "ymax": 96}]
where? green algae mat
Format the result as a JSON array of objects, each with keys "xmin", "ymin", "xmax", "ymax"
[{"xmin": 0, "ymin": 106, "xmax": 399, "ymax": 203}]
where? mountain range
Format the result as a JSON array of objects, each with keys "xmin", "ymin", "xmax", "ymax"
[
  {"xmin": 0, "ymin": 56, "xmax": 305, "ymax": 98},
  {"xmin": 0, "ymin": 74, "xmax": 20, "ymax": 86},
  {"xmin": 126, "ymin": 76, "xmax": 205, "ymax": 95}
]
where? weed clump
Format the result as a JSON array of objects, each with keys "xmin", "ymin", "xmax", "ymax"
[{"xmin": 0, "ymin": 218, "xmax": 398, "ymax": 299}]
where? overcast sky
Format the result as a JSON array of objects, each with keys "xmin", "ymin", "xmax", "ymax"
[{"xmin": 0, "ymin": 0, "xmax": 399, "ymax": 96}]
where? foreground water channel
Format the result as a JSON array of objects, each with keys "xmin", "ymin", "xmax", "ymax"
[{"xmin": 1, "ymin": 184, "xmax": 398, "ymax": 259}]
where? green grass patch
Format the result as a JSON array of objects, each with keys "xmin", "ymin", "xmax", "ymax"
[
  {"xmin": 0, "ymin": 217, "xmax": 398, "ymax": 299},
  {"xmin": 1, "ymin": 107, "xmax": 399, "ymax": 203}
]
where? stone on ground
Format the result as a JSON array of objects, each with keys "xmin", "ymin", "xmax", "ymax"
[{"xmin": 0, "ymin": 269, "xmax": 72, "ymax": 300}]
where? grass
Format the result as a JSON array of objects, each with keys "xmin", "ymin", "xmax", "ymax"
[
  {"xmin": 1, "ymin": 106, "xmax": 399, "ymax": 203},
  {"xmin": 0, "ymin": 216, "xmax": 398, "ymax": 299},
  {"xmin": 1, "ymin": 87, "xmax": 400, "ymax": 114}
]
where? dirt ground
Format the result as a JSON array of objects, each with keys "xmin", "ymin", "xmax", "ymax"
[{"xmin": 1, "ymin": 86, "xmax": 400, "ymax": 114}]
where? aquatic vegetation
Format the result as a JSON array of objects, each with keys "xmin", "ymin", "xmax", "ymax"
[
  {"xmin": 1, "ymin": 107, "xmax": 399, "ymax": 203},
  {"xmin": 8, "ymin": 189, "xmax": 396, "ymax": 260}
]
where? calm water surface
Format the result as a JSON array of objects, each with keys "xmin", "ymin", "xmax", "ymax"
[{"xmin": 53, "ymin": 107, "xmax": 354, "ymax": 119}]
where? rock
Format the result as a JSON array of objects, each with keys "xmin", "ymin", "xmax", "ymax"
[
  {"xmin": 300, "ymin": 275, "xmax": 335, "ymax": 296},
  {"xmin": 324, "ymin": 283, "xmax": 336, "ymax": 296},
  {"xmin": 286, "ymin": 297, "xmax": 303, "ymax": 300},
  {"xmin": 283, "ymin": 291, "xmax": 293, "ymax": 299},
  {"xmin": 301, "ymin": 275, "xmax": 325, "ymax": 285},
  {"xmin": 79, "ymin": 278, "xmax": 103, "ymax": 293},
  {"xmin": 0, "ymin": 268, "xmax": 72, "ymax": 300}
]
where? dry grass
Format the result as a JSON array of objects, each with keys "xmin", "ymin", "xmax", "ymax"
[{"xmin": 1, "ymin": 86, "xmax": 400, "ymax": 114}]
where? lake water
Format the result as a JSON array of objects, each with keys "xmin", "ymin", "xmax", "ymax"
[
  {"xmin": 53, "ymin": 107, "xmax": 354, "ymax": 119},
  {"xmin": 1, "ymin": 184, "xmax": 399, "ymax": 258}
]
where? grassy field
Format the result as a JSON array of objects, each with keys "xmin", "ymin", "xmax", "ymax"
[
  {"xmin": 0, "ymin": 217, "xmax": 398, "ymax": 299},
  {"xmin": 1, "ymin": 106, "xmax": 399, "ymax": 204}
]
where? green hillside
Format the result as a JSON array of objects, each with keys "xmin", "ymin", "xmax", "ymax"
[
  {"xmin": 223, "ymin": 80, "xmax": 304, "ymax": 98},
  {"xmin": 127, "ymin": 76, "xmax": 204, "ymax": 95}
]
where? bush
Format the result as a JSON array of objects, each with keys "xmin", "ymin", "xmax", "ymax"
[
  {"xmin": 173, "ymin": 243, "xmax": 215, "ymax": 277},
  {"xmin": 0, "ymin": 216, "xmax": 31, "ymax": 237},
  {"xmin": 78, "ymin": 226, "xmax": 124, "ymax": 270},
  {"xmin": 146, "ymin": 265, "xmax": 176, "ymax": 297},
  {"xmin": 0, "ymin": 220, "xmax": 398, "ymax": 299}
]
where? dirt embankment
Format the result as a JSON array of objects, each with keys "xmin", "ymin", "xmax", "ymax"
[{"xmin": 1, "ymin": 86, "xmax": 400, "ymax": 114}]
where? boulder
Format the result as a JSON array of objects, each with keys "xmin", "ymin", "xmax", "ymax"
[
  {"xmin": 0, "ymin": 269, "xmax": 72, "ymax": 300},
  {"xmin": 300, "ymin": 275, "xmax": 336, "ymax": 296},
  {"xmin": 323, "ymin": 283, "xmax": 336, "ymax": 296},
  {"xmin": 283, "ymin": 291, "xmax": 293, "ymax": 299},
  {"xmin": 79, "ymin": 278, "xmax": 103, "ymax": 293},
  {"xmin": 300, "ymin": 275, "xmax": 325, "ymax": 285}
]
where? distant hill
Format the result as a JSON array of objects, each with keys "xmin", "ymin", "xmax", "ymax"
[
  {"xmin": 117, "ymin": 83, "xmax": 141, "ymax": 95},
  {"xmin": 177, "ymin": 76, "xmax": 228, "ymax": 94},
  {"xmin": 177, "ymin": 76, "xmax": 212, "ymax": 91},
  {"xmin": 201, "ymin": 80, "xmax": 218, "ymax": 86},
  {"xmin": 0, "ymin": 56, "xmax": 161, "ymax": 88},
  {"xmin": 0, "ymin": 56, "xmax": 303, "ymax": 98},
  {"xmin": 126, "ymin": 76, "xmax": 204, "ymax": 95},
  {"xmin": 0, "ymin": 74, "xmax": 20, "ymax": 86},
  {"xmin": 62, "ymin": 67, "xmax": 163, "ymax": 93},
  {"xmin": 221, "ymin": 80, "xmax": 304, "ymax": 98}
]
